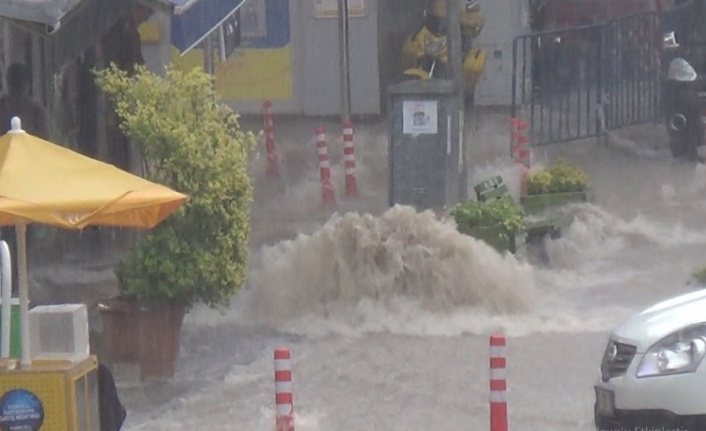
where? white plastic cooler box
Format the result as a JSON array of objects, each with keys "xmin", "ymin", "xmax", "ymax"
[{"xmin": 28, "ymin": 304, "xmax": 90, "ymax": 363}]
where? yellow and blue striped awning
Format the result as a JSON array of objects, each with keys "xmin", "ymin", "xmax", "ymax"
[{"xmin": 162, "ymin": 0, "xmax": 247, "ymax": 53}]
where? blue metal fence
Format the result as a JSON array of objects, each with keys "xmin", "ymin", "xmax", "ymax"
[{"xmin": 511, "ymin": 11, "xmax": 661, "ymax": 146}]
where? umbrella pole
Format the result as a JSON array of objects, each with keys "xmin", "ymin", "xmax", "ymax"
[
  {"xmin": 0, "ymin": 240, "xmax": 11, "ymax": 358},
  {"xmin": 16, "ymin": 224, "xmax": 30, "ymax": 366}
]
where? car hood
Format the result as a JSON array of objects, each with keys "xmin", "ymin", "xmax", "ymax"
[{"xmin": 612, "ymin": 289, "xmax": 706, "ymax": 352}]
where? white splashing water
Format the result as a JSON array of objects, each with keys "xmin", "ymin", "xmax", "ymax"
[
  {"xmin": 691, "ymin": 163, "xmax": 706, "ymax": 193},
  {"xmin": 656, "ymin": 162, "xmax": 706, "ymax": 205},
  {"xmin": 271, "ymin": 297, "xmax": 633, "ymax": 338},
  {"xmin": 244, "ymin": 205, "xmax": 537, "ymax": 323},
  {"xmin": 605, "ymin": 131, "xmax": 667, "ymax": 159},
  {"xmin": 212, "ymin": 128, "xmax": 706, "ymax": 342},
  {"xmin": 222, "ymin": 117, "xmax": 706, "ymax": 340},
  {"xmin": 545, "ymin": 203, "xmax": 706, "ymax": 270},
  {"xmin": 248, "ymin": 127, "xmax": 391, "ymax": 248},
  {"xmin": 183, "ymin": 200, "xmax": 676, "ymax": 338},
  {"xmin": 468, "ymin": 159, "xmax": 524, "ymax": 202},
  {"xmin": 254, "ymin": 128, "xmax": 388, "ymax": 215},
  {"xmin": 125, "ymin": 115, "xmax": 706, "ymax": 431}
]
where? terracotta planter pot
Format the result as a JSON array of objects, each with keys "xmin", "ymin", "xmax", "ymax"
[
  {"xmin": 136, "ymin": 301, "xmax": 185, "ymax": 380},
  {"xmin": 100, "ymin": 297, "xmax": 140, "ymax": 364},
  {"xmin": 99, "ymin": 296, "xmax": 185, "ymax": 381}
]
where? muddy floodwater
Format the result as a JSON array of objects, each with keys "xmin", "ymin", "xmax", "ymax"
[{"xmin": 118, "ymin": 113, "xmax": 706, "ymax": 431}]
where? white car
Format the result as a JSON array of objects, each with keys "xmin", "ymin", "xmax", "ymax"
[{"xmin": 594, "ymin": 289, "xmax": 706, "ymax": 430}]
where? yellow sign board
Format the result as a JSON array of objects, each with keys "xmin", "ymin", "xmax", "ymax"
[
  {"xmin": 214, "ymin": 48, "xmax": 292, "ymax": 100},
  {"xmin": 168, "ymin": 0, "xmax": 294, "ymax": 101},
  {"xmin": 168, "ymin": 46, "xmax": 293, "ymax": 101}
]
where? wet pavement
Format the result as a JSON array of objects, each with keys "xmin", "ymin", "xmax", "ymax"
[{"xmin": 22, "ymin": 108, "xmax": 706, "ymax": 431}]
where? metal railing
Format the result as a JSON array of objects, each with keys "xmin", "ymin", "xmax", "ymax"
[{"xmin": 512, "ymin": 11, "xmax": 661, "ymax": 146}]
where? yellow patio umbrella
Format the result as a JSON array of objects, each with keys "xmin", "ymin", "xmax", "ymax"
[{"xmin": 0, "ymin": 116, "xmax": 189, "ymax": 366}]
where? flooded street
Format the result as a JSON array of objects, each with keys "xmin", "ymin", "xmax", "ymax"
[
  {"xmin": 0, "ymin": 1, "xmax": 695, "ymax": 430},
  {"xmin": 120, "ymin": 112, "xmax": 706, "ymax": 431}
]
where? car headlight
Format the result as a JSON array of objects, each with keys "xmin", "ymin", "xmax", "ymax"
[
  {"xmin": 667, "ymin": 57, "xmax": 698, "ymax": 82},
  {"xmin": 637, "ymin": 323, "xmax": 706, "ymax": 378}
]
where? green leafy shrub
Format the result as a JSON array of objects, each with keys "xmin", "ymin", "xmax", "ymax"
[
  {"xmin": 526, "ymin": 170, "xmax": 552, "ymax": 195},
  {"xmin": 526, "ymin": 159, "xmax": 588, "ymax": 195},
  {"xmin": 451, "ymin": 195, "xmax": 526, "ymax": 237},
  {"xmin": 95, "ymin": 64, "xmax": 257, "ymax": 308},
  {"xmin": 692, "ymin": 265, "xmax": 706, "ymax": 285}
]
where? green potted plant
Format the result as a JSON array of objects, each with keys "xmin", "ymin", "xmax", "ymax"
[
  {"xmin": 451, "ymin": 195, "xmax": 526, "ymax": 253},
  {"xmin": 521, "ymin": 158, "xmax": 590, "ymax": 215},
  {"xmin": 520, "ymin": 158, "xmax": 590, "ymax": 242},
  {"xmin": 94, "ymin": 64, "xmax": 257, "ymax": 381}
]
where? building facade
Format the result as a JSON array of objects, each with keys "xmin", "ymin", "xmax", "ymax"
[{"xmin": 140, "ymin": 0, "xmax": 384, "ymax": 116}]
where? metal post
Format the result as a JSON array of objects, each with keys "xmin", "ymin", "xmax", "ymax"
[
  {"xmin": 446, "ymin": 0, "xmax": 464, "ymax": 95},
  {"xmin": 445, "ymin": 0, "xmax": 466, "ymax": 203},
  {"xmin": 490, "ymin": 334, "xmax": 509, "ymax": 431},
  {"xmin": 274, "ymin": 347, "xmax": 295, "ymax": 431},
  {"xmin": 1, "ymin": 240, "xmax": 12, "ymax": 358},
  {"xmin": 204, "ymin": 33, "xmax": 214, "ymax": 75},
  {"xmin": 17, "ymin": 224, "xmax": 29, "ymax": 366},
  {"xmin": 338, "ymin": 0, "xmax": 352, "ymax": 121},
  {"xmin": 219, "ymin": 26, "xmax": 227, "ymax": 62}
]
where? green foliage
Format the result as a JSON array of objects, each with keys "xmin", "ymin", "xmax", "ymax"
[
  {"xmin": 526, "ymin": 170, "xmax": 552, "ymax": 195},
  {"xmin": 526, "ymin": 159, "xmax": 588, "ymax": 195},
  {"xmin": 451, "ymin": 195, "xmax": 526, "ymax": 238},
  {"xmin": 692, "ymin": 265, "xmax": 706, "ymax": 285},
  {"xmin": 95, "ymin": 64, "xmax": 257, "ymax": 308}
]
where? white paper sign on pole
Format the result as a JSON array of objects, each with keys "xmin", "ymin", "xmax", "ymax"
[
  {"xmin": 314, "ymin": 0, "xmax": 367, "ymax": 18},
  {"xmin": 459, "ymin": 110, "xmax": 464, "ymax": 172},
  {"xmin": 402, "ymin": 100, "xmax": 438, "ymax": 135}
]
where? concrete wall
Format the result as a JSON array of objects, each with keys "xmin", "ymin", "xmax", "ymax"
[
  {"xmin": 229, "ymin": 0, "xmax": 381, "ymax": 116},
  {"xmin": 473, "ymin": 0, "xmax": 531, "ymax": 106},
  {"xmin": 223, "ymin": 1, "xmax": 304, "ymax": 116},
  {"xmin": 139, "ymin": 0, "xmax": 535, "ymax": 114},
  {"xmin": 140, "ymin": 10, "xmax": 172, "ymax": 77},
  {"xmin": 299, "ymin": 0, "xmax": 380, "ymax": 116}
]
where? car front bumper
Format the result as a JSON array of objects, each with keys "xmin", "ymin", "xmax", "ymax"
[
  {"xmin": 594, "ymin": 399, "xmax": 703, "ymax": 430},
  {"xmin": 594, "ymin": 350, "xmax": 706, "ymax": 430}
]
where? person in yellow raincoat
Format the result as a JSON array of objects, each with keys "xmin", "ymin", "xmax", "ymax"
[{"xmin": 401, "ymin": 0, "xmax": 488, "ymax": 96}]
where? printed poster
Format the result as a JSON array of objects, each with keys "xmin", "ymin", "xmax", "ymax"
[
  {"xmin": 0, "ymin": 388, "xmax": 45, "ymax": 430},
  {"xmin": 170, "ymin": 0, "xmax": 293, "ymax": 101},
  {"xmin": 314, "ymin": 0, "xmax": 367, "ymax": 18},
  {"xmin": 403, "ymin": 100, "xmax": 438, "ymax": 135}
]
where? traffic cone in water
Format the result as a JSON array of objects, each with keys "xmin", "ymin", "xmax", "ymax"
[
  {"xmin": 342, "ymin": 119, "xmax": 359, "ymax": 198},
  {"xmin": 316, "ymin": 127, "xmax": 336, "ymax": 207}
]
